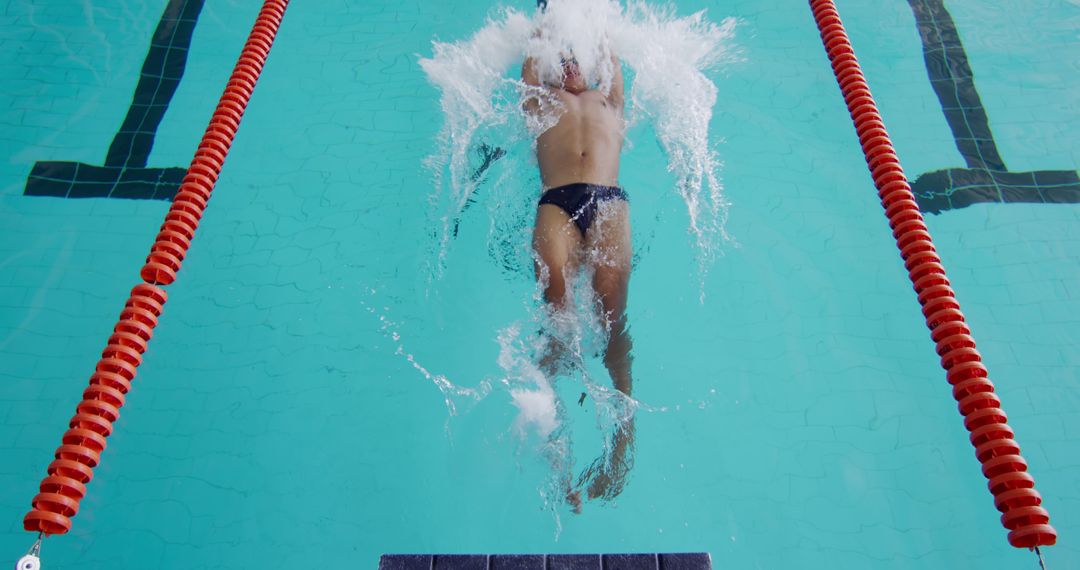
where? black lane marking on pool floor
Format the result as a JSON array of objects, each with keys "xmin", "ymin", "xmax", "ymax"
[
  {"xmin": 24, "ymin": 0, "xmax": 205, "ymax": 200},
  {"xmin": 378, "ymin": 553, "xmax": 712, "ymax": 569},
  {"xmin": 907, "ymin": 0, "xmax": 1080, "ymax": 214}
]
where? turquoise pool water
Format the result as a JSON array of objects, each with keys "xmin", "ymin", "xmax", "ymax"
[{"xmin": 1, "ymin": 0, "xmax": 1078, "ymax": 568}]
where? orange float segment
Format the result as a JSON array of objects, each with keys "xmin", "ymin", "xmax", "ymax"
[
  {"xmin": 40, "ymin": 475, "xmax": 87, "ymax": 501},
  {"xmin": 995, "ymin": 488, "xmax": 1043, "ymax": 513},
  {"xmin": 140, "ymin": 261, "xmax": 179, "ymax": 287},
  {"xmin": 61, "ymin": 428, "xmax": 108, "ymax": 455},
  {"xmin": 54, "ymin": 444, "xmax": 100, "ymax": 470},
  {"xmin": 31, "ymin": 493, "xmax": 80, "ymax": 518},
  {"xmin": 23, "ymin": 510, "xmax": 72, "ymax": 536},
  {"xmin": 68, "ymin": 412, "xmax": 114, "ymax": 438},
  {"xmin": 1001, "ymin": 506, "xmax": 1051, "ymax": 531},
  {"xmin": 118, "ymin": 306, "xmax": 158, "ymax": 330},
  {"xmin": 1009, "ymin": 524, "xmax": 1059, "ymax": 549},
  {"xmin": 48, "ymin": 459, "xmax": 95, "ymax": 485},
  {"xmin": 129, "ymin": 283, "xmax": 167, "ymax": 310}
]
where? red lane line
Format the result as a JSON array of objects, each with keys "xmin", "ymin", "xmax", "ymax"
[
  {"xmin": 23, "ymin": 0, "xmax": 291, "ymax": 537},
  {"xmin": 808, "ymin": 0, "xmax": 1055, "ymax": 549}
]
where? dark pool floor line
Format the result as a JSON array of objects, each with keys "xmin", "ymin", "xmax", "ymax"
[
  {"xmin": 906, "ymin": 0, "xmax": 1080, "ymax": 213},
  {"xmin": 23, "ymin": 0, "xmax": 204, "ymax": 200},
  {"xmin": 379, "ymin": 553, "xmax": 711, "ymax": 569}
]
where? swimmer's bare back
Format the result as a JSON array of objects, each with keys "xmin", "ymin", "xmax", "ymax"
[{"xmin": 522, "ymin": 54, "xmax": 625, "ymax": 190}]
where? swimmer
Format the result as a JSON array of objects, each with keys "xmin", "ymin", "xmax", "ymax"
[{"xmin": 522, "ymin": 46, "xmax": 635, "ymax": 510}]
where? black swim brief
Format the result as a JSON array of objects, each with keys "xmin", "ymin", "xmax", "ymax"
[{"xmin": 538, "ymin": 183, "xmax": 628, "ymax": 236}]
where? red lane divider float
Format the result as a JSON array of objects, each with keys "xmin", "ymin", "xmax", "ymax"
[
  {"xmin": 23, "ymin": 0, "xmax": 290, "ymax": 538},
  {"xmin": 143, "ymin": 0, "xmax": 288, "ymax": 286},
  {"xmin": 808, "ymin": 0, "xmax": 1056, "ymax": 549},
  {"xmin": 22, "ymin": 284, "xmax": 167, "ymax": 536}
]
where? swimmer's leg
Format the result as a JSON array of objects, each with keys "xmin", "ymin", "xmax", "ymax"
[
  {"xmin": 582, "ymin": 419, "xmax": 635, "ymax": 501},
  {"xmin": 533, "ymin": 203, "xmax": 583, "ymax": 376},
  {"xmin": 581, "ymin": 198, "xmax": 636, "ymax": 501},
  {"xmin": 586, "ymin": 199, "xmax": 633, "ymax": 395},
  {"xmin": 534, "ymin": 203, "xmax": 586, "ymax": 512},
  {"xmin": 541, "ymin": 407, "xmax": 582, "ymax": 514}
]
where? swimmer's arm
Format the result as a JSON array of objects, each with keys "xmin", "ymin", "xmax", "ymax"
[
  {"xmin": 608, "ymin": 54, "xmax": 624, "ymax": 108},
  {"xmin": 521, "ymin": 57, "xmax": 543, "ymax": 115}
]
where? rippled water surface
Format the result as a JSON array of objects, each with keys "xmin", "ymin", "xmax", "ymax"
[{"xmin": 0, "ymin": 1, "xmax": 1077, "ymax": 568}]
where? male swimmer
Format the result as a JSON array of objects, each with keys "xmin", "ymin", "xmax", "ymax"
[{"xmin": 522, "ymin": 47, "xmax": 635, "ymax": 509}]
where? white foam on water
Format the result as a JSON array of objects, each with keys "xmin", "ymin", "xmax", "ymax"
[
  {"xmin": 419, "ymin": 0, "xmax": 739, "ymax": 287},
  {"xmin": 498, "ymin": 323, "xmax": 560, "ymax": 439}
]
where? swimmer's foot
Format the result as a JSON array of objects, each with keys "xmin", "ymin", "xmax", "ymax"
[{"xmin": 587, "ymin": 472, "xmax": 610, "ymax": 500}]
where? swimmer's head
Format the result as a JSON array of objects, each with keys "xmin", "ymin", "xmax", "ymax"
[{"xmin": 559, "ymin": 53, "xmax": 587, "ymax": 95}]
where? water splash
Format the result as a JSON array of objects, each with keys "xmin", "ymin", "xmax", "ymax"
[
  {"xmin": 419, "ymin": 0, "xmax": 739, "ymax": 289},
  {"xmin": 493, "ymin": 266, "xmax": 672, "ymax": 520},
  {"xmin": 415, "ymin": 0, "xmax": 729, "ymax": 521},
  {"xmin": 419, "ymin": 10, "xmax": 536, "ymax": 280},
  {"xmin": 614, "ymin": 1, "xmax": 739, "ymax": 291},
  {"xmin": 498, "ymin": 323, "xmax": 560, "ymax": 439},
  {"xmin": 362, "ymin": 294, "xmax": 491, "ymax": 420}
]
